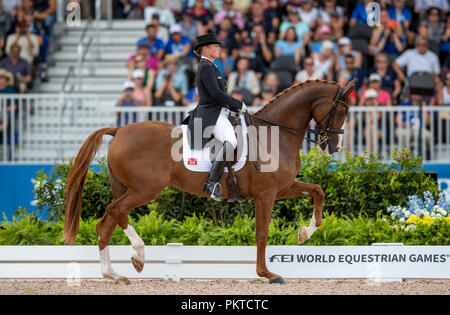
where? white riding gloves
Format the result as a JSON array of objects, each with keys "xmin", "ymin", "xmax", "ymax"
[{"xmin": 240, "ymin": 102, "xmax": 248, "ymax": 114}]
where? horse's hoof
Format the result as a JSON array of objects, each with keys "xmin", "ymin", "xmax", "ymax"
[
  {"xmin": 298, "ymin": 226, "xmax": 308, "ymax": 244},
  {"xmin": 269, "ymin": 277, "xmax": 286, "ymax": 284},
  {"xmin": 114, "ymin": 276, "xmax": 131, "ymax": 285},
  {"xmin": 131, "ymin": 255, "xmax": 144, "ymax": 273}
]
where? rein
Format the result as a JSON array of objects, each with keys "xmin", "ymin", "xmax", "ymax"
[{"xmin": 248, "ymin": 85, "xmax": 347, "ymax": 146}]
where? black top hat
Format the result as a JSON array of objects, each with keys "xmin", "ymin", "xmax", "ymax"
[{"xmin": 193, "ymin": 33, "xmax": 222, "ymax": 51}]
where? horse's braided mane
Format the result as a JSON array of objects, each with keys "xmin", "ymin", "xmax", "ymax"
[{"xmin": 255, "ymin": 79, "xmax": 339, "ymax": 115}]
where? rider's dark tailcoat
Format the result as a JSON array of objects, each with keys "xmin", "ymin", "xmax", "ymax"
[{"xmin": 184, "ymin": 58, "xmax": 243, "ymax": 149}]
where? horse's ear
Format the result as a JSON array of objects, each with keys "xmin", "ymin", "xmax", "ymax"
[{"xmin": 342, "ymin": 79, "xmax": 355, "ymax": 98}]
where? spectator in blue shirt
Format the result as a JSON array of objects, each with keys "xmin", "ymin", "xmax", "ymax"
[
  {"xmin": 154, "ymin": 54, "xmax": 188, "ymax": 107},
  {"xmin": 137, "ymin": 24, "xmax": 165, "ymax": 62},
  {"xmin": 274, "ymin": 27, "xmax": 303, "ymax": 64},
  {"xmin": 369, "ymin": 10, "xmax": 406, "ymax": 58},
  {"xmin": 278, "ymin": 10, "xmax": 310, "ymax": 47},
  {"xmin": 165, "ymin": 24, "xmax": 195, "ymax": 58},
  {"xmin": 388, "ymin": 0, "xmax": 412, "ymax": 30},
  {"xmin": 349, "ymin": 0, "xmax": 372, "ymax": 26}
]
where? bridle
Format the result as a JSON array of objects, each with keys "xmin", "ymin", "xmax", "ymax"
[{"xmin": 249, "ymin": 85, "xmax": 349, "ymax": 146}]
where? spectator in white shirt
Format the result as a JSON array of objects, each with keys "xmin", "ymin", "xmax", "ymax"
[
  {"xmin": 5, "ymin": 20, "xmax": 40, "ymax": 65},
  {"xmin": 294, "ymin": 57, "xmax": 324, "ymax": 83},
  {"xmin": 392, "ymin": 35, "xmax": 441, "ymax": 85}
]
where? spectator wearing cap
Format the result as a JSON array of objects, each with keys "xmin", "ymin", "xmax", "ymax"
[
  {"xmin": 334, "ymin": 37, "xmax": 362, "ymax": 72},
  {"xmin": 238, "ymin": 37, "xmax": 264, "ymax": 78},
  {"xmin": 137, "ymin": 24, "xmax": 165, "ymax": 62},
  {"xmin": 117, "ymin": 80, "xmax": 140, "ymax": 127},
  {"xmin": 178, "ymin": 9, "xmax": 200, "ymax": 42},
  {"xmin": 369, "ymin": 9, "xmax": 406, "ymax": 58},
  {"xmin": 392, "ymin": 35, "xmax": 441, "ymax": 85},
  {"xmin": 311, "ymin": 39, "xmax": 335, "ymax": 81},
  {"xmin": 191, "ymin": 0, "xmax": 214, "ymax": 34},
  {"xmin": 0, "ymin": 43, "xmax": 32, "ymax": 93},
  {"xmin": 388, "ymin": 0, "xmax": 412, "ymax": 30},
  {"xmin": 294, "ymin": 56, "xmax": 324, "ymax": 83},
  {"xmin": 227, "ymin": 56, "xmax": 261, "ymax": 101},
  {"xmin": 131, "ymin": 69, "xmax": 152, "ymax": 107},
  {"xmin": 370, "ymin": 53, "xmax": 402, "ymax": 103},
  {"xmin": 214, "ymin": 0, "xmax": 244, "ymax": 30},
  {"xmin": 360, "ymin": 88, "xmax": 383, "ymax": 152},
  {"xmin": 349, "ymin": 0, "xmax": 373, "ymax": 26},
  {"xmin": 297, "ymin": 0, "xmax": 319, "ymax": 29},
  {"xmin": 311, "ymin": 25, "xmax": 338, "ymax": 54},
  {"xmin": 165, "ymin": 24, "xmax": 194, "ymax": 58},
  {"xmin": 358, "ymin": 73, "xmax": 392, "ymax": 106},
  {"xmin": 154, "ymin": 54, "xmax": 188, "ymax": 106},
  {"xmin": 415, "ymin": 0, "xmax": 449, "ymax": 18},
  {"xmin": 278, "ymin": 10, "xmax": 310, "ymax": 48},
  {"xmin": 274, "ymin": 26, "xmax": 303, "ymax": 65}
]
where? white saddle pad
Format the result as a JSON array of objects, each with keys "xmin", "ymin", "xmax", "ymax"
[{"xmin": 182, "ymin": 114, "xmax": 248, "ymax": 172}]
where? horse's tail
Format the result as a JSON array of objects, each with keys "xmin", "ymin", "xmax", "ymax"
[{"xmin": 63, "ymin": 127, "xmax": 117, "ymax": 245}]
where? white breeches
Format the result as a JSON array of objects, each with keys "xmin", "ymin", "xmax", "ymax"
[{"xmin": 212, "ymin": 108, "xmax": 238, "ymax": 149}]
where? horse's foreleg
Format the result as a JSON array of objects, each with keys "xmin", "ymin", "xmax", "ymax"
[
  {"xmin": 254, "ymin": 195, "xmax": 285, "ymax": 284},
  {"xmin": 277, "ymin": 181, "xmax": 325, "ymax": 244}
]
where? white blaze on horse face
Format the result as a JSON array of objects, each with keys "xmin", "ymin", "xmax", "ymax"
[{"xmin": 337, "ymin": 121, "xmax": 345, "ymax": 151}]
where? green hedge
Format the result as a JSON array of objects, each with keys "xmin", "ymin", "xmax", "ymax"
[
  {"xmin": 1, "ymin": 209, "xmax": 448, "ymax": 246},
  {"xmin": 31, "ymin": 148, "xmax": 439, "ymax": 223}
]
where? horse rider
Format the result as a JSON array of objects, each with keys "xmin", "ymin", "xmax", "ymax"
[{"xmin": 184, "ymin": 33, "xmax": 247, "ymax": 201}]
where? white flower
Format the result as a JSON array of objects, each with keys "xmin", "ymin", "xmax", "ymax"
[
  {"xmin": 404, "ymin": 211, "xmax": 412, "ymax": 218},
  {"xmin": 399, "ymin": 218, "xmax": 405, "ymax": 223},
  {"xmin": 422, "ymin": 210, "xmax": 430, "ymax": 216}
]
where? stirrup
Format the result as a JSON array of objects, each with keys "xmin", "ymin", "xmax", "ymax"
[{"xmin": 204, "ymin": 182, "xmax": 223, "ymax": 201}]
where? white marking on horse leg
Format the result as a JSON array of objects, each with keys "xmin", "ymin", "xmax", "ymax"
[
  {"xmin": 99, "ymin": 246, "xmax": 121, "ymax": 281},
  {"xmin": 305, "ymin": 213, "xmax": 318, "ymax": 239},
  {"xmin": 124, "ymin": 225, "xmax": 145, "ymax": 270}
]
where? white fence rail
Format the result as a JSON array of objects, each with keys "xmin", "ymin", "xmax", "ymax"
[
  {"xmin": 0, "ymin": 245, "xmax": 449, "ymax": 280},
  {"xmin": 1, "ymin": 94, "xmax": 449, "ymax": 163}
]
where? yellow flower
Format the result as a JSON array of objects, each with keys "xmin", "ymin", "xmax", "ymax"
[
  {"xmin": 445, "ymin": 217, "xmax": 450, "ymax": 225},
  {"xmin": 406, "ymin": 214, "xmax": 420, "ymax": 224},
  {"xmin": 419, "ymin": 216, "xmax": 434, "ymax": 225}
]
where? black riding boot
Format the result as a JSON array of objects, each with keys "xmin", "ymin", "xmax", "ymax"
[{"xmin": 203, "ymin": 141, "xmax": 234, "ymax": 201}]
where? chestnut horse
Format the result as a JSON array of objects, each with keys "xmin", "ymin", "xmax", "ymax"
[{"xmin": 63, "ymin": 79, "xmax": 354, "ymax": 284}]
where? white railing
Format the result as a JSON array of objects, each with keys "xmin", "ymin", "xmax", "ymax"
[{"xmin": 1, "ymin": 94, "xmax": 449, "ymax": 164}]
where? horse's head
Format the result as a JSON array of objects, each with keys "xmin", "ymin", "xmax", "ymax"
[{"xmin": 312, "ymin": 80, "xmax": 355, "ymax": 154}]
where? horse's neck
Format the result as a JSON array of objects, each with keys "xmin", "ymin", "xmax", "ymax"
[{"xmin": 256, "ymin": 84, "xmax": 315, "ymax": 134}]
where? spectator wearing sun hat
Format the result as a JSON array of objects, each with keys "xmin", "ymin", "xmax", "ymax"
[
  {"xmin": 165, "ymin": 24, "xmax": 195, "ymax": 58},
  {"xmin": 335, "ymin": 36, "xmax": 362, "ymax": 71}
]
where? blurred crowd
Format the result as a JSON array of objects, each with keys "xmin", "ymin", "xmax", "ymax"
[
  {"xmin": 0, "ymin": 0, "xmax": 55, "ymax": 95},
  {"xmin": 112, "ymin": 0, "xmax": 450, "ymax": 112}
]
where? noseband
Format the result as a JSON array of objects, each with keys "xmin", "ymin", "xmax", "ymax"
[{"xmin": 250, "ymin": 85, "xmax": 349, "ymax": 146}]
